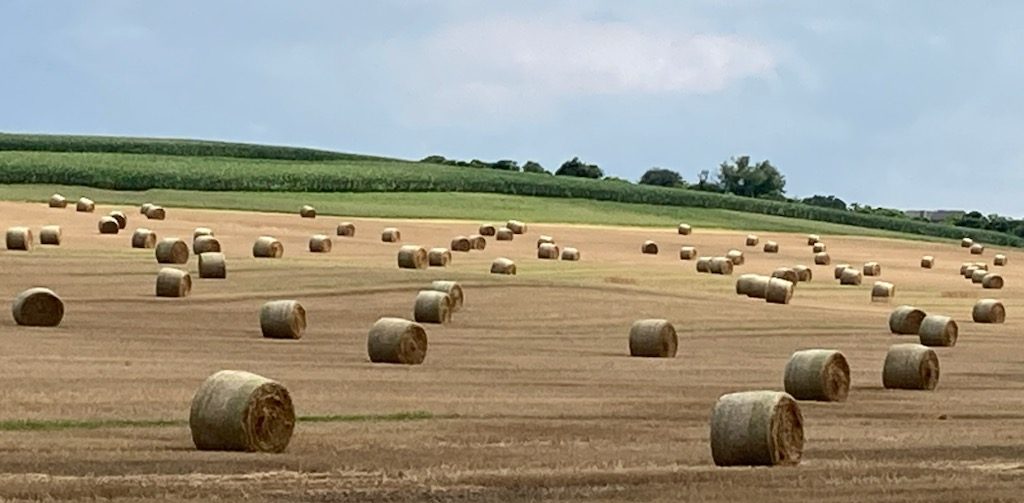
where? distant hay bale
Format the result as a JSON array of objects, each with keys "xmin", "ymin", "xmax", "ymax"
[
  {"xmin": 736, "ymin": 274, "xmax": 770, "ymax": 298},
  {"xmin": 696, "ymin": 257, "xmax": 713, "ymax": 273},
  {"xmin": 973, "ymin": 299, "xmax": 1005, "ymax": 324},
  {"xmin": 710, "ymin": 391, "xmax": 804, "ymax": 467},
  {"xmin": 428, "ymin": 248, "xmax": 451, "ymax": 266},
  {"xmin": 299, "ymin": 205, "xmax": 316, "ymax": 218},
  {"xmin": 536, "ymin": 235, "xmax": 555, "ymax": 248},
  {"xmin": 771, "ymin": 267, "xmax": 799, "ymax": 284},
  {"xmin": 131, "ymin": 228, "xmax": 157, "ymax": 249},
  {"xmin": 194, "ymin": 235, "xmax": 222, "ymax": 254},
  {"xmin": 793, "ymin": 265, "xmax": 812, "ymax": 282},
  {"xmin": 145, "ymin": 206, "xmax": 166, "ymax": 220},
  {"xmin": 495, "ymin": 228, "xmax": 515, "ymax": 241},
  {"xmin": 970, "ymin": 269, "xmax": 988, "ymax": 284},
  {"xmin": 960, "ymin": 262, "xmax": 974, "ymax": 276},
  {"xmin": 961, "ymin": 237, "xmax": 974, "ymax": 248},
  {"xmin": 381, "ymin": 228, "xmax": 401, "ymax": 243},
  {"xmin": 5, "ymin": 227, "xmax": 32, "ymax": 251},
  {"xmin": 918, "ymin": 315, "xmax": 957, "ymax": 347},
  {"xmin": 490, "ymin": 257, "xmax": 516, "ymax": 275},
  {"xmin": 450, "ymin": 236, "xmax": 472, "ymax": 252},
  {"xmin": 641, "ymin": 241, "xmax": 659, "ymax": 255},
  {"xmin": 11, "ymin": 287, "xmax": 64, "ymax": 327},
  {"xmin": 710, "ymin": 257, "xmax": 734, "ymax": 275},
  {"xmin": 970, "ymin": 243, "xmax": 985, "ymax": 255},
  {"xmin": 994, "ymin": 254, "xmax": 1008, "ymax": 266},
  {"xmin": 367, "ymin": 317, "xmax": 428, "ymax": 364},
  {"xmin": 76, "ymin": 197, "xmax": 95, "ymax": 212},
  {"xmin": 155, "ymin": 238, "xmax": 190, "ymax": 266},
  {"xmin": 97, "ymin": 216, "xmax": 120, "ymax": 234},
  {"xmin": 198, "ymin": 252, "xmax": 227, "ymax": 279},
  {"xmin": 397, "ymin": 245, "xmax": 428, "ymax": 269},
  {"xmin": 679, "ymin": 246, "xmax": 698, "ymax": 260},
  {"xmin": 628, "ymin": 319, "xmax": 677, "ymax": 358},
  {"xmin": 193, "ymin": 227, "xmax": 214, "ymax": 239},
  {"xmin": 156, "ymin": 268, "xmax": 191, "ymax": 297},
  {"xmin": 807, "ymin": 235, "xmax": 821, "ymax": 246},
  {"xmin": 921, "ymin": 256, "xmax": 935, "ymax": 269},
  {"xmin": 506, "ymin": 220, "xmax": 527, "ymax": 234},
  {"xmin": 745, "ymin": 234, "xmax": 759, "ymax": 246},
  {"xmin": 863, "ymin": 262, "xmax": 881, "ymax": 276},
  {"xmin": 478, "ymin": 224, "xmax": 497, "ymax": 236},
  {"xmin": 48, "ymin": 194, "xmax": 67, "ymax": 208},
  {"xmin": 883, "ymin": 344, "xmax": 939, "ymax": 390},
  {"xmin": 308, "ymin": 234, "xmax": 332, "ymax": 253},
  {"xmin": 765, "ymin": 278, "xmax": 794, "ymax": 304},
  {"xmin": 871, "ymin": 281, "xmax": 895, "ymax": 301},
  {"xmin": 889, "ymin": 306, "xmax": 926, "ymax": 334},
  {"xmin": 107, "ymin": 211, "xmax": 127, "ymax": 230},
  {"xmin": 189, "ymin": 370, "xmax": 295, "ymax": 453},
  {"xmin": 561, "ymin": 247, "xmax": 580, "ymax": 261},
  {"xmin": 678, "ymin": 224, "xmax": 692, "ymax": 235},
  {"xmin": 839, "ymin": 268, "xmax": 862, "ymax": 286},
  {"xmin": 812, "ymin": 242, "xmax": 827, "ymax": 253},
  {"xmin": 783, "ymin": 349, "xmax": 850, "ymax": 402},
  {"xmin": 964, "ymin": 265, "xmax": 979, "ymax": 279},
  {"xmin": 336, "ymin": 222, "xmax": 356, "ymax": 237},
  {"xmin": 833, "ymin": 264, "xmax": 850, "ymax": 279},
  {"xmin": 140, "ymin": 203, "xmax": 154, "ymax": 215},
  {"xmin": 252, "ymin": 236, "xmax": 284, "ymax": 258},
  {"xmin": 726, "ymin": 250, "xmax": 745, "ymax": 266},
  {"xmin": 260, "ymin": 300, "xmax": 306, "ymax": 339},
  {"xmin": 814, "ymin": 252, "xmax": 831, "ymax": 265},
  {"xmin": 468, "ymin": 234, "xmax": 487, "ymax": 250},
  {"xmin": 983, "ymin": 273, "xmax": 1004, "ymax": 289},
  {"xmin": 39, "ymin": 225, "xmax": 62, "ymax": 246},
  {"xmin": 763, "ymin": 241, "xmax": 779, "ymax": 253},
  {"xmin": 414, "ymin": 290, "xmax": 452, "ymax": 324},
  {"xmin": 537, "ymin": 243, "xmax": 560, "ymax": 260},
  {"xmin": 430, "ymin": 280, "xmax": 463, "ymax": 312}
]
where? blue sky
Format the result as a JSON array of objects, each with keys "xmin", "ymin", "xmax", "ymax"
[{"xmin": 3, "ymin": 1, "xmax": 1023, "ymax": 215}]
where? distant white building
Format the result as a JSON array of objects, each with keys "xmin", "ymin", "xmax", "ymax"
[{"xmin": 904, "ymin": 210, "xmax": 966, "ymax": 222}]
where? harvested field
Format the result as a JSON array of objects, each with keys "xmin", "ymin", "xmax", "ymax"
[{"xmin": 0, "ymin": 200, "xmax": 1023, "ymax": 502}]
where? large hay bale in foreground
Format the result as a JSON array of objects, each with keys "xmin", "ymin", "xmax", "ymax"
[
  {"xmin": 367, "ymin": 318, "xmax": 428, "ymax": 364},
  {"xmin": 709, "ymin": 257, "xmax": 734, "ymax": 275},
  {"xmin": 871, "ymin": 281, "xmax": 895, "ymax": 302},
  {"xmin": 193, "ymin": 235, "xmax": 222, "ymax": 254},
  {"xmin": 745, "ymin": 234, "xmax": 759, "ymax": 246},
  {"xmin": 833, "ymin": 264, "xmax": 850, "ymax": 279},
  {"xmin": 628, "ymin": 319, "xmax": 677, "ymax": 358},
  {"xmin": 970, "ymin": 243, "xmax": 985, "ymax": 255},
  {"xmin": 145, "ymin": 205, "xmax": 166, "ymax": 220},
  {"xmin": 468, "ymin": 234, "xmax": 486, "ymax": 250},
  {"xmin": 561, "ymin": 247, "xmax": 580, "ymax": 261},
  {"xmin": 921, "ymin": 256, "xmax": 935, "ymax": 269},
  {"xmin": 918, "ymin": 315, "xmax": 957, "ymax": 347},
  {"xmin": 736, "ymin": 274, "xmax": 769, "ymax": 298},
  {"xmin": 971, "ymin": 269, "xmax": 988, "ymax": 284},
  {"xmin": 450, "ymin": 236, "xmax": 472, "ymax": 252},
  {"xmin": 994, "ymin": 254, "xmax": 1008, "ymax": 266},
  {"xmin": 889, "ymin": 306, "xmax": 926, "ymax": 335},
  {"xmin": 430, "ymin": 280, "xmax": 464, "ymax": 312},
  {"xmin": 336, "ymin": 222, "xmax": 356, "ymax": 237},
  {"xmin": 156, "ymin": 268, "xmax": 191, "ymax": 297},
  {"xmin": 39, "ymin": 225, "xmax": 62, "ymax": 246},
  {"xmin": 537, "ymin": 243, "xmax": 559, "ymax": 260},
  {"xmin": 189, "ymin": 370, "xmax": 295, "ymax": 453},
  {"xmin": 131, "ymin": 228, "xmax": 157, "ymax": 249},
  {"xmin": 490, "ymin": 257, "xmax": 516, "ymax": 275},
  {"xmin": 198, "ymin": 252, "xmax": 227, "ymax": 279},
  {"xmin": 679, "ymin": 246, "xmax": 697, "ymax": 260},
  {"xmin": 6, "ymin": 227, "xmax": 32, "ymax": 251},
  {"xmin": 641, "ymin": 241, "xmax": 658, "ymax": 255},
  {"xmin": 763, "ymin": 241, "xmax": 779, "ymax": 253},
  {"xmin": 397, "ymin": 245, "xmax": 428, "ymax": 269},
  {"xmin": 76, "ymin": 197, "xmax": 95, "ymax": 212},
  {"xmin": 883, "ymin": 344, "xmax": 939, "ymax": 390},
  {"xmin": 536, "ymin": 235, "xmax": 555, "ymax": 248},
  {"xmin": 983, "ymin": 273, "xmax": 1004, "ymax": 289},
  {"xmin": 98, "ymin": 216, "xmax": 120, "ymax": 234},
  {"xmin": 813, "ymin": 252, "xmax": 831, "ymax": 265},
  {"xmin": 807, "ymin": 235, "xmax": 821, "ymax": 246},
  {"xmin": 726, "ymin": 250, "xmax": 745, "ymax": 266},
  {"xmin": 478, "ymin": 224, "xmax": 496, "ymax": 236},
  {"xmin": 961, "ymin": 237, "xmax": 974, "ymax": 248},
  {"xmin": 863, "ymin": 262, "xmax": 881, "ymax": 276},
  {"xmin": 839, "ymin": 268, "xmax": 862, "ymax": 286},
  {"xmin": 812, "ymin": 242, "xmax": 827, "ymax": 254},
  {"xmin": 506, "ymin": 220, "xmax": 527, "ymax": 234},
  {"xmin": 771, "ymin": 267, "xmax": 799, "ymax": 284},
  {"xmin": 414, "ymin": 290, "xmax": 451, "ymax": 324},
  {"xmin": 495, "ymin": 228, "xmax": 515, "ymax": 241},
  {"xmin": 973, "ymin": 299, "xmax": 1005, "ymax": 324},
  {"xmin": 308, "ymin": 235, "xmax": 332, "ymax": 253},
  {"xmin": 696, "ymin": 257, "xmax": 713, "ymax": 273},
  {"xmin": 783, "ymin": 349, "xmax": 850, "ymax": 402},
  {"xmin": 299, "ymin": 205, "xmax": 316, "ymax": 218},
  {"xmin": 381, "ymin": 228, "xmax": 401, "ymax": 243},
  {"xmin": 428, "ymin": 248, "xmax": 451, "ymax": 267},
  {"xmin": 260, "ymin": 300, "xmax": 306, "ymax": 339},
  {"xmin": 155, "ymin": 238, "xmax": 189, "ymax": 264},
  {"xmin": 193, "ymin": 227, "xmax": 214, "ymax": 239},
  {"xmin": 710, "ymin": 391, "xmax": 804, "ymax": 467},
  {"xmin": 11, "ymin": 287, "xmax": 64, "ymax": 327},
  {"xmin": 678, "ymin": 224, "xmax": 692, "ymax": 235},
  {"xmin": 765, "ymin": 278, "xmax": 794, "ymax": 304},
  {"xmin": 48, "ymin": 194, "xmax": 67, "ymax": 208},
  {"xmin": 108, "ymin": 211, "xmax": 127, "ymax": 229},
  {"xmin": 793, "ymin": 266, "xmax": 812, "ymax": 282},
  {"xmin": 252, "ymin": 236, "xmax": 284, "ymax": 258}
]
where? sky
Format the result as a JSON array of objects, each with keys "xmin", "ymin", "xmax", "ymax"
[{"xmin": 3, "ymin": 1, "xmax": 1024, "ymax": 215}]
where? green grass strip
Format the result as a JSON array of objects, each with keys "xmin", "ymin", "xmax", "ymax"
[{"xmin": 0, "ymin": 411, "xmax": 441, "ymax": 432}]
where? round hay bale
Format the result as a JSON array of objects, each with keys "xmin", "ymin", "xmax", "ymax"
[
  {"xmin": 496, "ymin": 228, "xmax": 515, "ymax": 241},
  {"xmin": 960, "ymin": 262, "xmax": 974, "ymax": 276},
  {"xmin": 641, "ymin": 241, "xmax": 659, "ymax": 255},
  {"xmin": 145, "ymin": 206, "xmax": 166, "ymax": 220},
  {"xmin": 814, "ymin": 252, "xmax": 831, "ymax": 265},
  {"xmin": 710, "ymin": 257, "xmax": 734, "ymax": 275},
  {"xmin": 193, "ymin": 227, "xmax": 214, "ymax": 239},
  {"xmin": 490, "ymin": 257, "xmax": 516, "ymax": 275},
  {"xmin": 336, "ymin": 222, "xmax": 356, "ymax": 237},
  {"xmin": 198, "ymin": 252, "xmax": 227, "ymax": 279},
  {"xmin": 506, "ymin": 220, "xmax": 527, "ymax": 234},
  {"xmin": 726, "ymin": 250, "xmax": 745, "ymax": 266},
  {"xmin": 961, "ymin": 237, "xmax": 974, "ymax": 248},
  {"xmin": 189, "ymin": 370, "xmax": 295, "ymax": 453},
  {"xmin": 863, "ymin": 262, "xmax": 881, "ymax": 276},
  {"xmin": 308, "ymin": 234, "xmax": 332, "ymax": 253},
  {"xmin": 561, "ymin": 247, "xmax": 580, "ymax": 261},
  {"xmin": 983, "ymin": 273, "xmax": 1004, "ymax": 289},
  {"xmin": 367, "ymin": 317, "xmax": 428, "ymax": 364},
  {"xmin": 108, "ymin": 211, "xmax": 127, "ymax": 229},
  {"xmin": 783, "ymin": 349, "xmax": 850, "ymax": 402},
  {"xmin": 11, "ymin": 287, "xmax": 64, "ymax": 327},
  {"xmin": 765, "ymin": 278, "xmax": 794, "ymax": 304},
  {"xmin": 745, "ymin": 234, "xmax": 759, "ymax": 246},
  {"xmin": 628, "ymin": 319, "xmax": 677, "ymax": 358},
  {"xmin": 736, "ymin": 274, "xmax": 770, "ymax": 298},
  {"xmin": 793, "ymin": 265, "xmax": 812, "ymax": 282},
  {"xmin": 710, "ymin": 391, "xmax": 804, "ymax": 467},
  {"xmin": 155, "ymin": 238, "xmax": 189, "ymax": 264},
  {"xmin": 994, "ymin": 254, "xmax": 1008, "ymax": 266},
  {"xmin": 428, "ymin": 248, "xmax": 451, "ymax": 267},
  {"xmin": 76, "ymin": 197, "xmax": 95, "ymax": 212},
  {"xmin": 450, "ymin": 236, "xmax": 472, "ymax": 252},
  {"xmin": 414, "ymin": 290, "xmax": 451, "ymax": 324},
  {"xmin": 140, "ymin": 203, "xmax": 154, "ymax": 215},
  {"xmin": 252, "ymin": 236, "xmax": 284, "ymax": 258},
  {"xmin": 678, "ymin": 224, "xmax": 692, "ymax": 235},
  {"xmin": 478, "ymin": 224, "xmax": 497, "ymax": 236},
  {"xmin": 537, "ymin": 243, "xmax": 559, "ymax": 260},
  {"xmin": 5, "ymin": 227, "xmax": 32, "ymax": 251},
  {"xmin": 889, "ymin": 306, "xmax": 926, "ymax": 335},
  {"xmin": 918, "ymin": 315, "xmax": 957, "ymax": 347},
  {"xmin": 964, "ymin": 265, "xmax": 979, "ymax": 279},
  {"xmin": 48, "ymin": 194, "xmax": 67, "ymax": 208},
  {"xmin": 536, "ymin": 235, "xmax": 555, "ymax": 248},
  {"xmin": 812, "ymin": 242, "xmax": 827, "ymax": 254},
  {"xmin": 299, "ymin": 205, "xmax": 316, "ymax": 218},
  {"xmin": 397, "ymin": 245, "xmax": 428, "ymax": 269},
  {"xmin": 97, "ymin": 216, "xmax": 120, "ymax": 234},
  {"xmin": 194, "ymin": 235, "xmax": 222, "ymax": 254},
  {"xmin": 763, "ymin": 241, "xmax": 779, "ymax": 253},
  {"xmin": 882, "ymin": 344, "xmax": 939, "ymax": 390},
  {"xmin": 871, "ymin": 281, "xmax": 895, "ymax": 301},
  {"xmin": 39, "ymin": 225, "xmax": 62, "ymax": 246},
  {"xmin": 971, "ymin": 268, "xmax": 989, "ymax": 284},
  {"xmin": 973, "ymin": 299, "xmax": 1005, "ymax": 324},
  {"xmin": 807, "ymin": 235, "xmax": 821, "ymax": 246},
  {"xmin": 921, "ymin": 256, "xmax": 935, "ymax": 269},
  {"xmin": 468, "ymin": 234, "xmax": 487, "ymax": 250},
  {"xmin": 156, "ymin": 268, "xmax": 191, "ymax": 297},
  {"xmin": 839, "ymin": 268, "xmax": 862, "ymax": 286},
  {"xmin": 260, "ymin": 300, "xmax": 306, "ymax": 339},
  {"xmin": 833, "ymin": 264, "xmax": 850, "ymax": 279},
  {"xmin": 696, "ymin": 257, "xmax": 713, "ymax": 273},
  {"xmin": 970, "ymin": 243, "xmax": 985, "ymax": 255},
  {"xmin": 381, "ymin": 228, "xmax": 401, "ymax": 243},
  {"xmin": 430, "ymin": 280, "xmax": 464, "ymax": 312},
  {"xmin": 131, "ymin": 228, "xmax": 157, "ymax": 249},
  {"xmin": 679, "ymin": 246, "xmax": 698, "ymax": 260},
  {"xmin": 771, "ymin": 267, "xmax": 799, "ymax": 284}
]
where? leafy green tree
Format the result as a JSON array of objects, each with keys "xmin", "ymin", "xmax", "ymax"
[
  {"xmin": 694, "ymin": 169, "xmax": 723, "ymax": 192},
  {"xmin": 420, "ymin": 155, "xmax": 448, "ymax": 164},
  {"xmin": 522, "ymin": 161, "xmax": 548, "ymax": 174},
  {"xmin": 491, "ymin": 159, "xmax": 520, "ymax": 172},
  {"xmin": 555, "ymin": 157, "xmax": 604, "ymax": 179},
  {"xmin": 801, "ymin": 194, "xmax": 847, "ymax": 210},
  {"xmin": 639, "ymin": 167, "xmax": 685, "ymax": 188},
  {"xmin": 717, "ymin": 156, "xmax": 786, "ymax": 198}
]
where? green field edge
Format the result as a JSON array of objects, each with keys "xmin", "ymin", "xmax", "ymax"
[{"xmin": 0, "ymin": 411, "xmax": 445, "ymax": 432}]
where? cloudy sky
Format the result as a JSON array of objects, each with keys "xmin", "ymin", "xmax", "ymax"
[{"xmin": 3, "ymin": 1, "xmax": 1023, "ymax": 214}]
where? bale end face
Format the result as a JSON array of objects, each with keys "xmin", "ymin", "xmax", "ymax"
[
  {"xmin": 710, "ymin": 391, "xmax": 804, "ymax": 467},
  {"xmin": 367, "ymin": 317, "xmax": 428, "ymax": 364},
  {"xmin": 189, "ymin": 370, "xmax": 295, "ymax": 452},
  {"xmin": 11, "ymin": 287, "xmax": 64, "ymax": 327},
  {"xmin": 628, "ymin": 319, "xmax": 677, "ymax": 358},
  {"xmin": 260, "ymin": 300, "xmax": 306, "ymax": 339},
  {"xmin": 883, "ymin": 344, "xmax": 939, "ymax": 390},
  {"xmin": 783, "ymin": 349, "xmax": 850, "ymax": 402}
]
